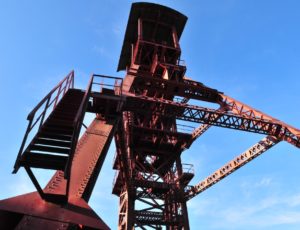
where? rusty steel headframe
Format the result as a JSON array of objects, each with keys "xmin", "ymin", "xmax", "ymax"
[{"xmin": 1, "ymin": 2, "xmax": 300, "ymax": 230}]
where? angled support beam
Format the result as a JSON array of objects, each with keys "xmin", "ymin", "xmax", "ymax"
[
  {"xmin": 24, "ymin": 166, "xmax": 45, "ymax": 199},
  {"xmin": 185, "ymin": 135, "xmax": 280, "ymax": 201},
  {"xmin": 220, "ymin": 94, "xmax": 300, "ymax": 148},
  {"xmin": 182, "ymin": 107, "xmax": 226, "ymax": 150}
]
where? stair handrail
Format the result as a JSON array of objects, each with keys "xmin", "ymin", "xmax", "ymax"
[
  {"xmin": 92, "ymin": 74, "xmax": 123, "ymax": 95},
  {"xmin": 27, "ymin": 70, "xmax": 74, "ymax": 120},
  {"xmin": 65, "ymin": 73, "xmax": 124, "ymax": 194},
  {"xmin": 13, "ymin": 70, "xmax": 74, "ymax": 173},
  {"xmin": 65, "ymin": 74, "xmax": 94, "ymax": 182}
]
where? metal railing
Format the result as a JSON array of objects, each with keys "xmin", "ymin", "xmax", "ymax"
[
  {"xmin": 91, "ymin": 74, "xmax": 124, "ymax": 113},
  {"xmin": 174, "ymin": 96, "xmax": 189, "ymax": 104},
  {"xmin": 13, "ymin": 70, "xmax": 74, "ymax": 172},
  {"xmin": 176, "ymin": 124, "xmax": 195, "ymax": 134},
  {"xmin": 182, "ymin": 163, "xmax": 194, "ymax": 174},
  {"xmin": 178, "ymin": 59, "xmax": 186, "ymax": 66},
  {"xmin": 91, "ymin": 74, "xmax": 123, "ymax": 96},
  {"xmin": 66, "ymin": 74, "xmax": 123, "ymax": 180},
  {"xmin": 64, "ymin": 74, "xmax": 94, "ymax": 182}
]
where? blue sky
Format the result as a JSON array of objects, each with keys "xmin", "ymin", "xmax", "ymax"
[{"xmin": 1, "ymin": 0, "xmax": 300, "ymax": 229}]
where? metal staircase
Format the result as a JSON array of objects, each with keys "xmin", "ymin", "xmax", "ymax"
[
  {"xmin": 18, "ymin": 89, "xmax": 84, "ymax": 171},
  {"xmin": 0, "ymin": 72, "xmax": 124, "ymax": 229},
  {"xmin": 12, "ymin": 71, "xmax": 88, "ymax": 202}
]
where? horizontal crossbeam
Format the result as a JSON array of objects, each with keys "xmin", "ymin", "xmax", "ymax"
[
  {"xmin": 182, "ymin": 108, "xmax": 226, "ymax": 149},
  {"xmin": 124, "ymin": 93, "xmax": 300, "ymax": 148}
]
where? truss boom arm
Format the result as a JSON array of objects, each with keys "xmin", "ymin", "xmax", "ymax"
[
  {"xmin": 221, "ymin": 94, "xmax": 300, "ymax": 148},
  {"xmin": 125, "ymin": 93, "xmax": 300, "ymax": 148},
  {"xmin": 182, "ymin": 108, "xmax": 226, "ymax": 150},
  {"xmin": 185, "ymin": 135, "xmax": 280, "ymax": 200}
]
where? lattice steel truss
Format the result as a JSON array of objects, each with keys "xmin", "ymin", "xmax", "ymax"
[
  {"xmin": 112, "ymin": 3, "xmax": 300, "ymax": 229},
  {"xmin": 0, "ymin": 2, "xmax": 299, "ymax": 230}
]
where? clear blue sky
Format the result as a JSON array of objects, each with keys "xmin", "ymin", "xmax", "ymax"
[{"xmin": 1, "ymin": 1, "xmax": 300, "ymax": 229}]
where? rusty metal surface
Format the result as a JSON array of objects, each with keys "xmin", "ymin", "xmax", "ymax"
[
  {"xmin": 69, "ymin": 118, "xmax": 114, "ymax": 200},
  {"xmin": 118, "ymin": 2, "xmax": 187, "ymax": 71},
  {"xmin": 113, "ymin": 4, "xmax": 192, "ymax": 229},
  {"xmin": 123, "ymin": 93, "xmax": 300, "ymax": 146},
  {"xmin": 13, "ymin": 71, "xmax": 75, "ymax": 174},
  {"xmin": 0, "ymin": 118, "xmax": 114, "ymax": 229},
  {"xmin": 14, "ymin": 215, "xmax": 69, "ymax": 230},
  {"xmin": 41, "ymin": 117, "xmax": 115, "ymax": 200},
  {"xmin": 220, "ymin": 94, "xmax": 300, "ymax": 148},
  {"xmin": 111, "ymin": 3, "xmax": 300, "ymax": 229},
  {"xmin": 2, "ymin": 3, "xmax": 300, "ymax": 230},
  {"xmin": 0, "ymin": 192, "xmax": 108, "ymax": 229}
]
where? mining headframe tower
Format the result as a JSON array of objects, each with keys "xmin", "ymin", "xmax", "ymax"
[{"xmin": 0, "ymin": 2, "xmax": 299, "ymax": 230}]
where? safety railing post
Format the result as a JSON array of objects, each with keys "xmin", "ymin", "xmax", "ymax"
[
  {"xmin": 39, "ymin": 96, "xmax": 51, "ymax": 130},
  {"xmin": 13, "ymin": 119, "xmax": 33, "ymax": 173}
]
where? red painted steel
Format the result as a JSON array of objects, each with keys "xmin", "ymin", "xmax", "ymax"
[
  {"xmin": 0, "ymin": 192, "xmax": 108, "ymax": 229},
  {"xmin": 112, "ymin": 3, "xmax": 300, "ymax": 229},
  {"xmin": 121, "ymin": 92, "xmax": 300, "ymax": 146},
  {"xmin": 13, "ymin": 70, "xmax": 74, "ymax": 174},
  {"xmin": 185, "ymin": 136, "xmax": 280, "ymax": 200},
  {"xmin": 113, "ymin": 3, "xmax": 193, "ymax": 229},
  {"xmin": 1, "ymin": 2, "xmax": 300, "ymax": 230},
  {"xmin": 0, "ymin": 118, "xmax": 115, "ymax": 229}
]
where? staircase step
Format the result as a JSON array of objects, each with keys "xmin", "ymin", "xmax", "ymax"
[
  {"xmin": 30, "ymin": 144, "xmax": 70, "ymax": 154},
  {"xmin": 41, "ymin": 127, "xmax": 73, "ymax": 136},
  {"xmin": 63, "ymin": 103, "xmax": 81, "ymax": 107},
  {"xmin": 38, "ymin": 132, "xmax": 73, "ymax": 141},
  {"xmin": 52, "ymin": 111, "xmax": 77, "ymax": 118},
  {"xmin": 61, "ymin": 96, "xmax": 83, "ymax": 101},
  {"xmin": 50, "ymin": 113, "xmax": 76, "ymax": 121},
  {"xmin": 34, "ymin": 138, "xmax": 71, "ymax": 148},
  {"xmin": 48, "ymin": 114, "xmax": 75, "ymax": 120},
  {"xmin": 16, "ymin": 88, "xmax": 85, "ymax": 173},
  {"xmin": 52, "ymin": 109, "xmax": 76, "ymax": 115},
  {"xmin": 20, "ymin": 152, "xmax": 68, "ymax": 170},
  {"xmin": 54, "ymin": 108, "xmax": 79, "ymax": 114},
  {"xmin": 43, "ymin": 122, "xmax": 74, "ymax": 130},
  {"xmin": 55, "ymin": 102, "xmax": 80, "ymax": 110},
  {"xmin": 56, "ymin": 103, "xmax": 81, "ymax": 108},
  {"xmin": 46, "ymin": 118, "xmax": 74, "ymax": 126},
  {"xmin": 66, "ymin": 91, "xmax": 85, "ymax": 96}
]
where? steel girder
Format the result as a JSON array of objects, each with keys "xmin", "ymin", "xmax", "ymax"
[
  {"xmin": 124, "ymin": 93, "xmax": 300, "ymax": 148},
  {"xmin": 0, "ymin": 118, "xmax": 115, "ymax": 229},
  {"xmin": 185, "ymin": 136, "xmax": 280, "ymax": 200}
]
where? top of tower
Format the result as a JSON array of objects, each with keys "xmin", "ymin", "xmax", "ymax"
[{"xmin": 117, "ymin": 2, "xmax": 188, "ymax": 71}]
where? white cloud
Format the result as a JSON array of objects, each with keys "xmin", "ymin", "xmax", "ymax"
[
  {"xmin": 254, "ymin": 177, "xmax": 272, "ymax": 187},
  {"xmin": 239, "ymin": 176, "xmax": 276, "ymax": 198},
  {"xmin": 189, "ymin": 177, "xmax": 300, "ymax": 229}
]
